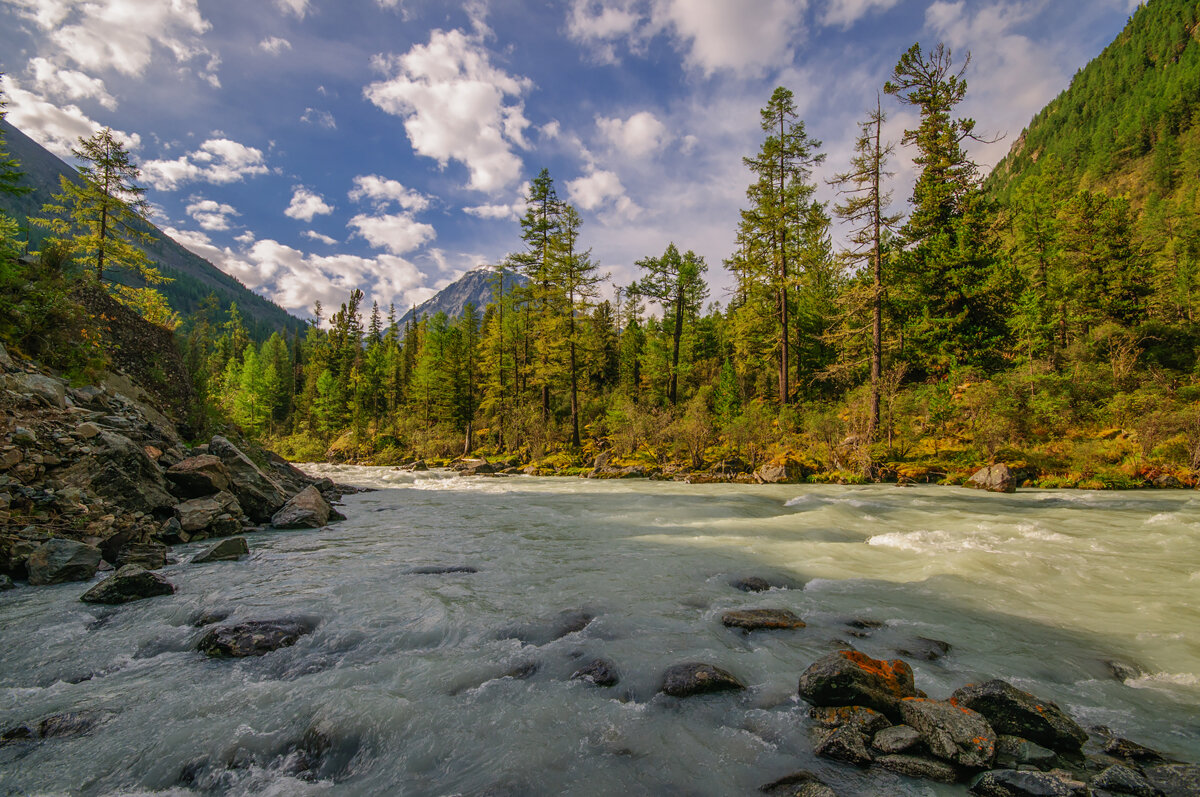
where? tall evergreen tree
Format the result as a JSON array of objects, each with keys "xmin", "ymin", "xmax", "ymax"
[{"xmin": 636, "ymin": 243, "xmax": 709, "ymax": 406}]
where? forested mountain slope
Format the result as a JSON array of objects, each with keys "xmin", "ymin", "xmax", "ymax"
[{"xmin": 0, "ymin": 119, "xmax": 305, "ymax": 341}]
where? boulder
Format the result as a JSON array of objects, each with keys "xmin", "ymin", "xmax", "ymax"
[
  {"xmin": 873, "ymin": 724, "xmax": 924, "ymax": 755},
  {"xmin": 1144, "ymin": 763, "xmax": 1200, "ymax": 797},
  {"xmin": 74, "ymin": 421, "xmax": 101, "ymax": 439},
  {"xmin": 208, "ymin": 436, "xmax": 288, "ymax": 522},
  {"xmin": 797, "ymin": 650, "xmax": 922, "ymax": 720},
  {"xmin": 1104, "ymin": 736, "xmax": 1166, "ymax": 764},
  {"xmin": 80, "ymin": 564, "xmax": 174, "ymax": 604},
  {"xmin": 896, "ymin": 637, "xmax": 952, "ymax": 661},
  {"xmin": 27, "ymin": 539, "xmax": 102, "ymax": 585},
  {"xmin": 197, "ymin": 619, "xmax": 313, "ymax": 658},
  {"xmin": 899, "ymin": 697, "xmax": 996, "ymax": 769},
  {"xmin": 271, "ymin": 485, "xmax": 332, "ymax": 529},
  {"xmin": 876, "ymin": 753, "xmax": 959, "ymax": 783},
  {"xmin": 192, "ymin": 536, "xmax": 249, "ymax": 563},
  {"xmin": 570, "ymin": 658, "xmax": 620, "ymax": 687},
  {"xmin": 809, "ymin": 705, "xmax": 890, "ymax": 736},
  {"xmin": 815, "ymin": 723, "xmax": 873, "ymax": 766},
  {"xmin": 8, "ymin": 373, "xmax": 66, "ymax": 409},
  {"xmin": 115, "ymin": 542, "xmax": 168, "ymax": 570},
  {"xmin": 507, "ymin": 610, "xmax": 594, "ymax": 645},
  {"xmin": 660, "ymin": 662, "xmax": 745, "ymax": 697},
  {"xmin": 759, "ymin": 770, "xmax": 837, "ymax": 797},
  {"xmin": 995, "ymin": 736, "xmax": 1057, "ymax": 770},
  {"xmin": 74, "ymin": 431, "xmax": 175, "ymax": 513},
  {"xmin": 0, "ymin": 529, "xmax": 49, "ymax": 579},
  {"xmin": 754, "ymin": 460, "xmax": 803, "ymax": 484},
  {"xmin": 732, "ymin": 576, "xmax": 773, "ymax": 592},
  {"xmin": 951, "ymin": 680, "xmax": 1087, "ymax": 753},
  {"xmin": 165, "ymin": 455, "xmax": 231, "ymax": 498},
  {"xmin": 968, "ymin": 769, "xmax": 1088, "ymax": 796},
  {"xmin": 176, "ymin": 491, "xmax": 243, "ymax": 535},
  {"xmin": 967, "ymin": 464, "xmax": 1017, "ymax": 493},
  {"xmin": 1090, "ymin": 764, "xmax": 1158, "ymax": 797},
  {"xmin": 722, "ymin": 608, "xmax": 806, "ymax": 631}
]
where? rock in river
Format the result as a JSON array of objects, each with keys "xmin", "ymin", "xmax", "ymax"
[
  {"xmin": 197, "ymin": 619, "xmax": 313, "ymax": 658},
  {"xmin": 192, "ymin": 537, "xmax": 249, "ymax": 563},
  {"xmin": 898, "ymin": 696, "xmax": 996, "ymax": 769},
  {"xmin": 26, "ymin": 539, "xmax": 101, "ymax": 586},
  {"xmin": 571, "ymin": 658, "xmax": 620, "ymax": 687},
  {"xmin": 660, "ymin": 662, "xmax": 745, "ymax": 697},
  {"xmin": 876, "ymin": 753, "xmax": 960, "ymax": 783},
  {"xmin": 722, "ymin": 608, "xmax": 806, "ymax": 631},
  {"xmin": 968, "ymin": 769, "xmax": 1088, "ymax": 796},
  {"xmin": 967, "ymin": 464, "xmax": 1017, "ymax": 493},
  {"xmin": 208, "ymin": 436, "xmax": 288, "ymax": 522},
  {"xmin": 81, "ymin": 564, "xmax": 175, "ymax": 604},
  {"xmin": 951, "ymin": 679, "xmax": 1087, "ymax": 753},
  {"xmin": 797, "ymin": 650, "xmax": 922, "ymax": 720},
  {"xmin": 271, "ymin": 485, "xmax": 333, "ymax": 529},
  {"xmin": 759, "ymin": 770, "xmax": 837, "ymax": 797}
]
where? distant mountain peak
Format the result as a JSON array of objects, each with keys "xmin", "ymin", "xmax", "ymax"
[{"xmin": 399, "ymin": 265, "xmax": 526, "ymax": 325}]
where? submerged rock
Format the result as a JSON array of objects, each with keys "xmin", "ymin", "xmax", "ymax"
[
  {"xmin": 271, "ymin": 485, "xmax": 332, "ymax": 529},
  {"xmin": 197, "ymin": 619, "xmax": 313, "ymax": 658},
  {"xmin": 81, "ymin": 564, "xmax": 174, "ymax": 604},
  {"xmin": 876, "ymin": 753, "xmax": 959, "ymax": 783},
  {"xmin": 192, "ymin": 537, "xmax": 249, "ymax": 563},
  {"xmin": 508, "ymin": 610, "xmax": 594, "ymax": 645},
  {"xmin": 951, "ymin": 680, "xmax": 1087, "ymax": 753},
  {"xmin": 570, "ymin": 658, "xmax": 620, "ymax": 687},
  {"xmin": 797, "ymin": 650, "xmax": 922, "ymax": 720},
  {"xmin": 968, "ymin": 769, "xmax": 1088, "ymax": 796},
  {"xmin": 1091, "ymin": 763, "xmax": 1158, "ymax": 797},
  {"xmin": 660, "ymin": 662, "xmax": 745, "ymax": 697},
  {"xmin": 406, "ymin": 565, "xmax": 478, "ymax": 574},
  {"xmin": 722, "ymin": 608, "xmax": 806, "ymax": 631},
  {"xmin": 759, "ymin": 770, "xmax": 837, "ymax": 797},
  {"xmin": 27, "ymin": 539, "xmax": 101, "ymax": 586},
  {"xmin": 967, "ymin": 464, "xmax": 1017, "ymax": 493},
  {"xmin": 896, "ymin": 637, "xmax": 952, "ymax": 661},
  {"xmin": 732, "ymin": 576, "xmax": 772, "ymax": 592},
  {"xmin": 899, "ymin": 697, "xmax": 996, "ymax": 769},
  {"xmin": 995, "ymin": 735, "xmax": 1057, "ymax": 769}
]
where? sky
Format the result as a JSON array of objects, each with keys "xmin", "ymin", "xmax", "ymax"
[{"xmin": 0, "ymin": 0, "xmax": 1141, "ymax": 322}]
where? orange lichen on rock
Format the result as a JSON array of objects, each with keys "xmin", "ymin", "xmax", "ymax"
[{"xmin": 841, "ymin": 651, "xmax": 913, "ymax": 695}]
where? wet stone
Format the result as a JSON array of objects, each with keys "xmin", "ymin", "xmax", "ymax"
[
  {"xmin": 873, "ymin": 724, "xmax": 924, "ymax": 755},
  {"xmin": 952, "ymin": 680, "xmax": 1087, "ymax": 754},
  {"xmin": 876, "ymin": 753, "xmax": 959, "ymax": 783},
  {"xmin": 508, "ymin": 610, "xmax": 594, "ymax": 645},
  {"xmin": 571, "ymin": 658, "xmax": 619, "ymax": 687},
  {"xmin": 1103, "ymin": 736, "xmax": 1166, "ymax": 764},
  {"xmin": 896, "ymin": 637, "xmax": 952, "ymax": 661},
  {"xmin": 197, "ymin": 619, "xmax": 313, "ymax": 658},
  {"xmin": 899, "ymin": 697, "xmax": 996, "ymax": 769},
  {"xmin": 814, "ymin": 723, "xmax": 873, "ymax": 767},
  {"xmin": 80, "ymin": 564, "xmax": 175, "ymax": 604},
  {"xmin": 759, "ymin": 770, "xmax": 837, "ymax": 797},
  {"xmin": 968, "ymin": 769, "xmax": 1088, "ymax": 797},
  {"xmin": 809, "ymin": 705, "xmax": 891, "ymax": 736},
  {"xmin": 722, "ymin": 608, "xmax": 806, "ymax": 631},
  {"xmin": 797, "ymin": 650, "xmax": 922, "ymax": 720},
  {"xmin": 996, "ymin": 735, "xmax": 1058, "ymax": 770},
  {"xmin": 192, "ymin": 536, "xmax": 249, "ymax": 563},
  {"xmin": 1091, "ymin": 763, "xmax": 1158, "ymax": 797},
  {"xmin": 1144, "ymin": 763, "xmax": 1200, "ymax": 797},
  {"xmin": 660, "ymin": 662, "xmax": 745, "ymax": 698},
  {"xmin": 732, "ymin": 576, "xmax": 772, "ymax": 592}
]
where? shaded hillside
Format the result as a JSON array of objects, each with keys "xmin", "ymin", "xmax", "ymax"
[
  {"xmin": 988, "ymin": 0, "xmax": 1200, "ymax": 204},
  {"xmin": 0, "ymin": 119, "xmax": 305, "ymax": 341},
  {"xmin": 399, "ymin": 266, "xmax": 527, "ymax": 325}
]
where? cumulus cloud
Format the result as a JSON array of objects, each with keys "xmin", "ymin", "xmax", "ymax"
[
  {"xmin": 303, "ymin": 230, "xmax": 339, "ymax": 245},
  {"xmin": 348, "ymin": 212, "xmax": 436, "ymax": 255},
  {"xmin": 275, "ymin": 0, "xmax": 309, "ymax": 18},
  {"xmin": 348, "ymin": 174, "xmax": 430, "ymax": 212},
  {"xmin": 284, "ymin": 186, "xmax": 335, "ymax": 222},
  {"xmin": 28, "ymin": 57, "xmax": 117, "ymax": 110},
  {"xmin": 259, "ymin": 36, "xmax": 292, "ymax": 55},
  {"xmin": 8, "ymin": 0, "xmax": 217, "ymax": 85},
  {"xmin": 300, "ymin": 107, "xmax": 337, "ymax": 129},
  {"xmin": 597, "ymin": 111, "xmax": 668, "ymax": 157},
  {"xmin": 0, "ymin": 75, "xmax": 140, "ymax": 157},
  {"xmin": 364, "ymin": 28, "xmax": 532, "ymax": 193},
  {"xmin": 820, "ymin": 0, "xmax": 901, "ymax": 28},
  {"xmin": 565, "ymin": 0, "xmax": 806, "ymax": 76},
  {"xmin": 185, "ymin": 198, "xmax": 239, "ymax": 231},
  {"xmin": 142, "ymin": 138, "xmax": 269, "ymax": 191},
  {"xmin": 567, "ymin": 168, "xmax": 637, "ymax": 218}
]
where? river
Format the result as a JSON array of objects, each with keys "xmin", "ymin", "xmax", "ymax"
[{"xmin": 1, "ymin": 467, "xmax": 1198, "ymax": 795}]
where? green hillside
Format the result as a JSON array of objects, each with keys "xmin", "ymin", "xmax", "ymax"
[{"xmin": 0, "ymin": 119, "xmax": 305, "ymax": 341}]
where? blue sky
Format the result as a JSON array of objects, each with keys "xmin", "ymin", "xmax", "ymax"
[{"xmin": 0, "ymin": 0, "xmax": 1139, "ymax": 321}]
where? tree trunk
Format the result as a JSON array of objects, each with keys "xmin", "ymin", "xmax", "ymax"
[{"xmin": 669, "ymin": 287, "xmax": 683, "ymax": 406}]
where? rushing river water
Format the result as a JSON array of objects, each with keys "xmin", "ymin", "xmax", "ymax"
[{"xmin": 2, "ymin": 468, "xmax": 1199, "ymax": 796}]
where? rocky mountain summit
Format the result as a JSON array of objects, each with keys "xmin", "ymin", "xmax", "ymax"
[{"xmin": 0, "ymin": 337, "xmax": 353, "ymax": 592}]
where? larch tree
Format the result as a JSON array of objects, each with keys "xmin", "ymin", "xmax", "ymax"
[
  {"xmin": 635, "ymin": 242, "xmax": 709, "ymax": 406},
  {"xmin": 511, "ymin": 168, "xmax": 563, "ymax": 421},
  {"xmin": 735, "ymin": 86, "xmax": 825, "ymax": 404},
  {"xmin": 829, "ymin": 96, "xmax": 902, "ymax": 440},
  {"xmin": 554, "ymin": 204, "xmax": 603, "ymax": 448}
]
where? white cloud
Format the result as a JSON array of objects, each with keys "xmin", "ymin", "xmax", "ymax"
[
  {"xmin": 259, "ymin": 36, "xmax": 292, "ymax": 55},
  {"xmin": 10, "ymin": 0, "xmax": 216, "ymax": 85},
  {"xmin": 364, "ymin": 28, "xmax": 532, "ymax": 193},
  {"xmin": 28, "ymin": 57, "xmax": 117, "ymax": 110},
  {"xmin": 284, "ymin": 186, "xmax": 335, "ymax": 222},
  {"xmin": 275, "ymin": 0, "xmax": 309, "ymax": 18},
  {"xmin": 463, "ymin": 203, "xmax": 520, "ymax": 220},
  {"xmin": 567, "ymin": 168, "xmax": 637, "ymax": 218},
  {"xmin": 348, "ymin": 175, "xmax": 430, "ymax": 211},
  {"xmin": 597, "ymin": 111, "xmax": 669, "ymax": 157},
  {"xmin": 185, "ymin": 198, "xmax": 239, "ymax": 231},
  {"xmin": 301, "ymin": 107, "xmax": 337, "ymax": 129},
  {"xmin": 348, "ymin": 212, "xmax": 436, "ymax": 255},
  {"xmin": 0, "ymin": 76, "xmax": 140, "ymax": 157},
  {"xmin": 142, "ymin": 138, "xmax": 269, "ymax": 190},
  {"xmin": 820, "ymin": 0, "xmax": 901, "ymax": 27},
  {"xmin": 540, "ymin": 120, "xmax": 561, "ymax": 139},
  {"xmin": 565, "ymin": 0, "xmax": 806, "ymax": 76},
  {"xmin": 303, "ymin": 230, "xmax": 339, "ymax": 245}
]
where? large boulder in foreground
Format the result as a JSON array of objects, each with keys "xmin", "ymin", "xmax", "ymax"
[
  {"xmin": 81, "ymin": 565, "xmax": 174, "ymax": 604},
  {"xmin": 660, "ymin": 662, "xmax": 745, "ymax": 697},
  {"xmin": 208, "ymin": 436, "xmax": 288, "ymax": 522},
  {"xmin": 951, "ymin": 679, "xmax": 1087, "ymax": 753},
  {"xmin": 197, "ymin": 619, "xmax": 313, "ymax": 658},
  {"xmin": 898, "ymin": 697, "xmax": 996, "ymax": 769},
  {"xmin": 27, "ymin": 539, "xmax": 101, "ymax": 586},
  {"xmin": 797, "ymin": 650, "xmax": 922, "ymax": 720},
  {"xmin": 754, "ymin": 460, "xmax": 803, "ymax": 484},
  {"xmin": 70, "ymin": 431, "xmax": 174, "ymax": 513},
  {"xmin": 165, "ymin": 454, "xmax": 231, "ymax": 498},
  {"xmin": 271, "ymin": 485, "xmax": 332, "ymax": 529},
  {"xmin": 967, "ymin": 464, "xmax": 1017, "ymax": 493}
]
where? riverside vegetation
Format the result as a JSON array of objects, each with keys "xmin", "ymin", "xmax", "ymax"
[{"xmin": 1, "ymin": 2, "xmax": 1200, "ymax": 490}]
